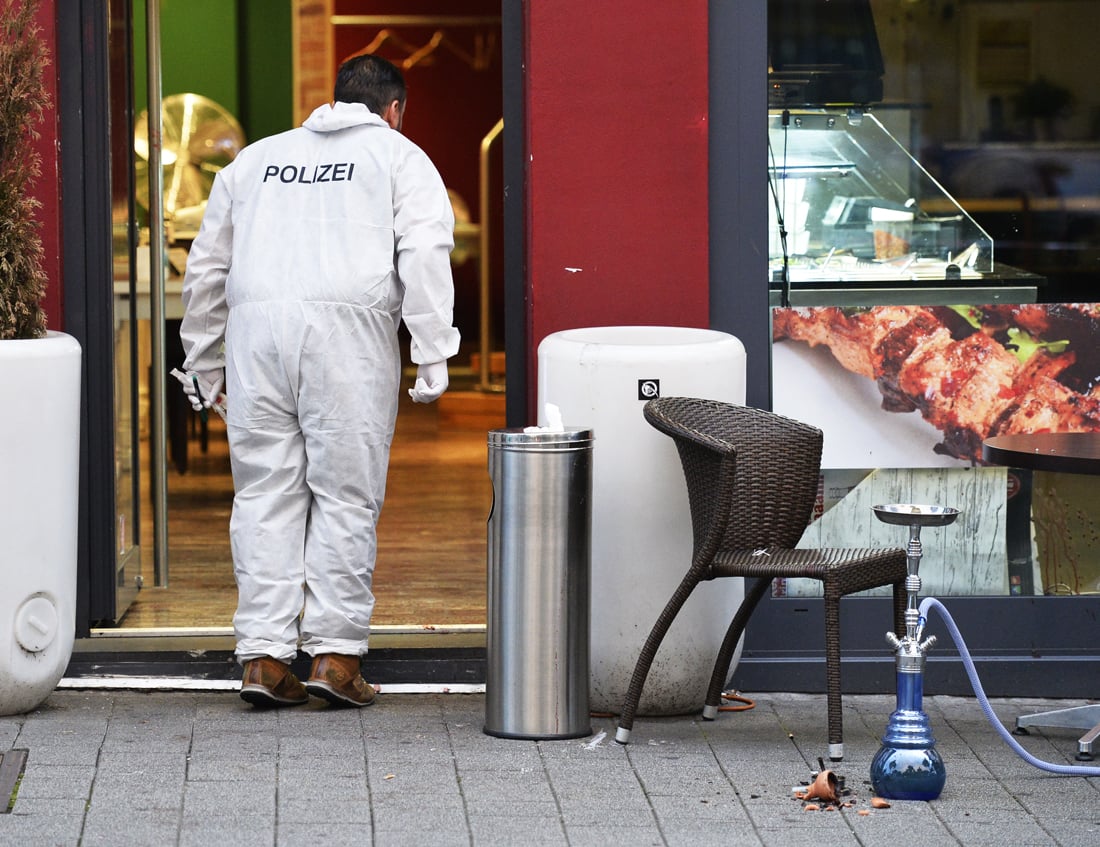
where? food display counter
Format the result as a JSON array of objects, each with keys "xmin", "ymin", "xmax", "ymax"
[
  {"xmin": 766, "ymin": 107, "xmax": 1059, "ymax": 471},
  {"xmin": 767, "ymin": 108, "xmax": 1041, "ymax": 308}
]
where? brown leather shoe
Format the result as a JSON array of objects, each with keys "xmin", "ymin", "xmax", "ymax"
[
  {"xmin": 305, "ymin": 654, "xmax": 376, "ymax": 707},
  {"xmin": 239, "ymin": 656, "xmax": 309, "ymax": 708}
]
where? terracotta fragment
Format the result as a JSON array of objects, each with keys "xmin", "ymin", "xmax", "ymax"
[{"xmin": 802, "ymin": 769, "xmax": 840, "ymax": 803}]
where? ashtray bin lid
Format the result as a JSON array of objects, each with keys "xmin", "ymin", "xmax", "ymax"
[{"xmin": 488, "ymin": 428, "xmax": 594, "ymax": 450}]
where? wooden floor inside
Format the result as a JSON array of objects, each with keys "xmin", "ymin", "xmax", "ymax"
[{"xmin": 122, "ymin": 389, "xmax": 497, "ymax": 629}]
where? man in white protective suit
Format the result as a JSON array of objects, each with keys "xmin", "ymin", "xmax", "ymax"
[{"xmin": 178, "ymin": 54, "xmax": 460, "ymax": 709}]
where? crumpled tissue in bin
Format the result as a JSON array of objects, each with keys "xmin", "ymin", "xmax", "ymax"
[{"xmin": 523, "ymin": 403, "xmax": 564, "ymax": 433}]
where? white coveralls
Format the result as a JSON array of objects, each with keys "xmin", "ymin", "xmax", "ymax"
[{"xmin": 180, "ymin": 102, "xmax": 460, "ymax": 663}]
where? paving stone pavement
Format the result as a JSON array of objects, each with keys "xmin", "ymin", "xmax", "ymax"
[{"xmin": 0, "ymin": 688, "xmax": 1098, "ymax": 846}]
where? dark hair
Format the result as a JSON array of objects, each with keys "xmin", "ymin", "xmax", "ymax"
[{"xmin": 334, "ymin": 54, "xmax": 407, "ymax": 115}]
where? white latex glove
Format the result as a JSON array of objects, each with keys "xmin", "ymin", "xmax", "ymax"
[
  {"xmin": 181, "ymin": 369, "xmax": 224, "ymax": 414},
  {"xmin": 408, "ymin": 361, "xmax": 449, "ymax": 404}
]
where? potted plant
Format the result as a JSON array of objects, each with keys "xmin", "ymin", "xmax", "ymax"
[
  {"xmin": 1013, "ymin": 76, "xmax": 1075, "ymax": 142},
  {"xmin": 0, "ymin": 0, "xmax": 82, "ymax": 714}
]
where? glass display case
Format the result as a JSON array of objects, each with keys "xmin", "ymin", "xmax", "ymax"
[{"xmin": 768, "ymin": 108, "xmax": 997, "ymax": 291}]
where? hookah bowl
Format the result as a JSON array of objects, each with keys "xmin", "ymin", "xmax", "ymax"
[{"xmin": 869, "ymin": 503, "xmax": 959, "ymax": 801}]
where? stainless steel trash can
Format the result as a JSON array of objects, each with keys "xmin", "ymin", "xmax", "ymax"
[{"xmin": 484, "ymin": 428, "xmax": 593, "ymax": 739}]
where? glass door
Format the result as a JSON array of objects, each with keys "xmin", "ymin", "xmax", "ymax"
[{"xmin": 109, "ymin": 0, "xmax": 141, "ymax": 622}]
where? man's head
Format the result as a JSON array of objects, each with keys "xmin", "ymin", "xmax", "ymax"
[{"xmin": 334, "ymin": 54, "xmax": 407, "ymax": 130}]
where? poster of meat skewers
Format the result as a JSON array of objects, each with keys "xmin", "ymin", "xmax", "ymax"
[{"xmin": 772, "ymin": 303, "xmax": 1100, "ymax": 469}]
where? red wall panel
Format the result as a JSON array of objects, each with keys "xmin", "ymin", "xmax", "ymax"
[{"xmin": 525, "ymin": 2, "xmax": 710, "ymax": 358}]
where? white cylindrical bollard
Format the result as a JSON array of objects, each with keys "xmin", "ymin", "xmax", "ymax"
[
  {"xmin": 538, "ymin": 326, "xmax": 747, "ymax": 715},
  {"xmin": 0, "ymin": 332, "xmax": 82, "ymax": 715}
]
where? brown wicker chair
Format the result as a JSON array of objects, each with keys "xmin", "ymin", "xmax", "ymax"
[{"xmin": 614, "ymin": 397, "xmax": 907, "ymax": 761}]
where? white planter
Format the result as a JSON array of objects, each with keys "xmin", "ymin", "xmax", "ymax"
[{"xmin": 0, "ymin": 331, "xmax": 82, "ymax": 714}]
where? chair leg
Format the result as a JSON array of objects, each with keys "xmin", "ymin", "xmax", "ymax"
[
  {"xmin": 823, "ymin": 587, "xmax": 844, "ymax": 762},
  {"xmin": 615, "ymin": 571, "xmax": 702, "ymax": 744},
  {"xmin": 703, "ymin": 577, "xmax": 771, "ymax": 719}
]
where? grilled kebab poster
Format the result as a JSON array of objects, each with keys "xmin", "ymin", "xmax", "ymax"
[{"xmin": 771, "ymin": 303, "xmax": 1100, "ymax": 469}]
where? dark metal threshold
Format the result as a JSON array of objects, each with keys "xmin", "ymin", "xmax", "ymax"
[
  {"xmin": 66, "ymin": 625, "xmax": 487, "ymax": 686},
  {"xmin": 64, "ymin": 646, "xmax": 487, "ymax": 687}
]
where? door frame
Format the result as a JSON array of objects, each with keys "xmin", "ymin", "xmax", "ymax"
[{"xmin": 59, "ymin": 0, "xmax": 126, "ymax": 633}]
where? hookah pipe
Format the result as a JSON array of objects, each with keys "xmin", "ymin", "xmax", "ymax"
[
  {"xmin": 869, "ymin": 504, "xmax": 1100, "ymax": 802},
  {"xmin": 869, "ymin": 504, "xmax": 953, "ymax": 800}
]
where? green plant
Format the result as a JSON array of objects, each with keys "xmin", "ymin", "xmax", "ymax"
[{"xmin": 0, "ymin": 0, "xmax": 49, "ymax": 340}]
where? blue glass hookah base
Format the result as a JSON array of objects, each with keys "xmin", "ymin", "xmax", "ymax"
[{"xmin": 870, "ymin": 672, "xmax": 946, "ymax": 800}]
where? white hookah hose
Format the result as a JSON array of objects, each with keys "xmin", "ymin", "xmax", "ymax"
[{"xmin": 919, "ymin": 597, "xmax": 1100, "ymax": 776}]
